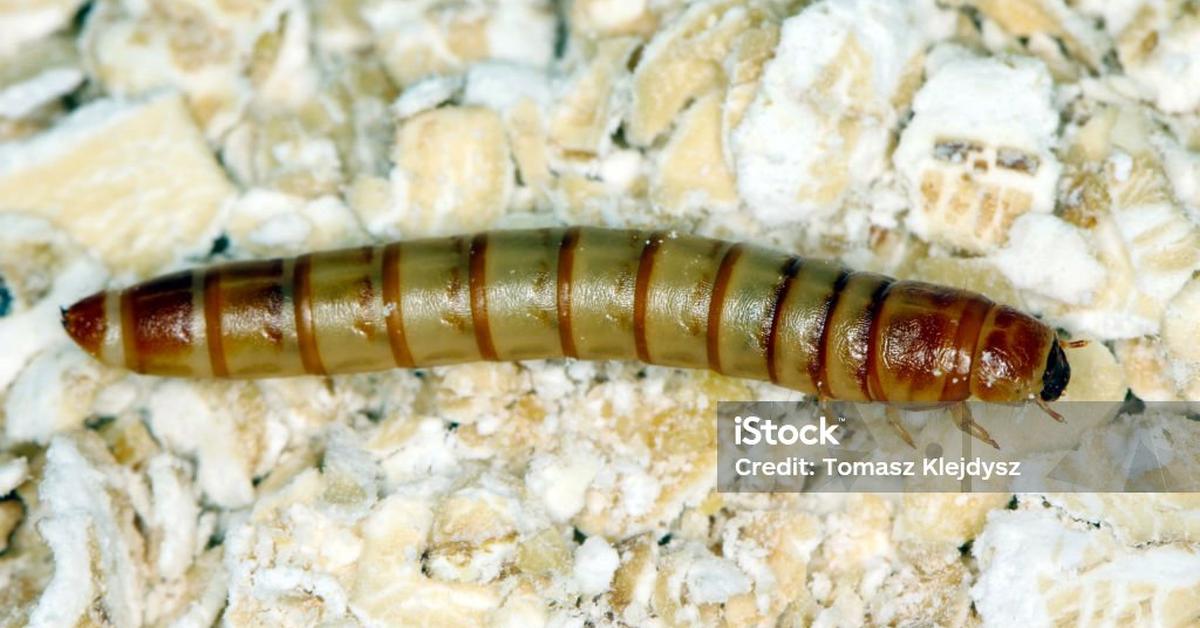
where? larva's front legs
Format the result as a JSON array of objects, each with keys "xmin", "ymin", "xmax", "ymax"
[{"xmin": 949, "ymin": 403, "xmax": 999, "ymax": 450}]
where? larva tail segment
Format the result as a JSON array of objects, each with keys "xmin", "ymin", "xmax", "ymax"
[
  {"xmin": 950, "ymin": 403, "xmax": 999, "ymax": 450},
  {"xmin": 62, "ymin": 293, "xmax": 106, "ymax": 358}
]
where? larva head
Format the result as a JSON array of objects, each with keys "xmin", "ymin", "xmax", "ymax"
[
  {"xmin": 970, "ymin": 306, "xmax": 1064, "ymax": 402},
  {"xmin": 1039, "ymin": 340, "xmax": 1070, "ymax": 401}
]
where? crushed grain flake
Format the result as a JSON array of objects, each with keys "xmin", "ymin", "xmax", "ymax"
[
  {"xmin": 894, "ymin": 46, "xmax": 1061, "ymax": 253},
  {"xmin": 734, "ymin": 0, "xmax": 939, "ymax": 227},
  {"xmin": 0, "ymin": 93, "xmax": 234, "ymax": 276}
]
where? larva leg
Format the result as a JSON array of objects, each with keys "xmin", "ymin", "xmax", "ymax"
[
  {"xmin": 817, "ymin": 397, "xmax": 836, "ymax": 423},
  {"xmin": 949, "ymin": 403, "xmax": 999, "ymax": 450},
  {"xmin": 884, "ymin": 406, "xmax": 916, "ymax": 449}
]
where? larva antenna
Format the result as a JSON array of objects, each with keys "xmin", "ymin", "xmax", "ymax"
[
  {"xmin": 1059, "ymin": 339, "xmax": 1089, "ymax": 349},
  {"xmin": 1035, "ymin": 396, "xmax": 1066, "ymax": 423},
  {"xmin": 950, "ymin": 403, "xmax": 999, "ymax": 450}
]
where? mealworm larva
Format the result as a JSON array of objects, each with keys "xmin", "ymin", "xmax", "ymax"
[{"xmin": 61, "ymin": 227, "xmax": 1071, "ymax": 443}]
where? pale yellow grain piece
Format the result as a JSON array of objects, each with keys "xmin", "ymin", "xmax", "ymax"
[
  {"xmin": 506, "ymin": 98, "xmax": 551, "ymax": 190},
  {"xmin": 653, "ymin": 91, "xmax": 738, "ymax": 213},
  {"xmin": 549, "ymin": 37, "xmax": 640, "ymax": 154},
  {"xmin": 721, "ymin": 23, "xmax": 779, "ymax": 146},
  {"xmin": 1114, "ymin": 337, "xmax": 1180, "ymax": 401},
  {"xmin": 393, "ymin": 106, "xmax": 513, "ymax": 233},
  {"xmin": 1045, "ymin": 494, "xmax": 1200, "ymax": 546},
  {"xmin": 516, "ymin": 528, "xmax": 571, "ymax": 577},
  {"xmin": 911, "ymin": 256, "xmax": 1024, "ymax": 307},
  {"xmin": 570, "ymin": 0, "xmax": 658, "ymax": 39},
  {"xmin": 0, "ymin": 93, "xmax": 234, "ymax": 276},
  {"xmin": 1059, "ymin": 341, "xmax": 1128, "ymax": 402},
  {"xmin": 893, "ymin": 494, "xmax": 1010, "ymax": 546},
  {"xmin": 611, "ymin": 537, "xmax": 657, "ymax": 613},
  {"xmin": 626, "ymin": 0, "xmax": 772, "ymax": 146}
]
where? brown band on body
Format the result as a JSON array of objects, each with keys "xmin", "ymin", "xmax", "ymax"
[
  {"xmin": 203, "ymin": 268, "xmax": 229, "ymax": 377},
  {"xmin": 556, "ymin": 227, "xmax": 582, "ymax": 359},
  {"xmin": 119, "ymin": 288, "xmax": 140, "ymax": 372},
  {"xmin": 764, "ymin": 257, "xmax": 803, "ymax": 385},
  {"xmin": 381, "ymin": 243, "xmax": 415, "ymax": 368},
  {"xmin": 811, "ymin": 270, "xmax": 851, "ymax": 399},
  {"xmin": 293, "ymin": 254, "xmax": 326, "ymax": 375},
  {"xmin": 123, "ymin": 270, "xmax": 195, "ymax": 374},
  {"xmin": 943, "ymin": 296, "xmax": 994, "ymax": 401},
  {"xmin": 706, "ymin": 243, "xmax": 744, "ymax": 374},
  {"xmin": 862, "ymin": 279, "xmax": 896, "ymax": 402},
  {"xmin": 468, "ymin": 233, "xmax": 498, "ymax": 361},
  {"xmin": 633, "ymin": 231, "xmax": 666, "ymax": 363}
]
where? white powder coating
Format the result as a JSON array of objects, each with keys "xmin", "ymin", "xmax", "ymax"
[
  {"xmin": 573, "ymin": 536, "xmax": 620, "ymax": 595},
  {"xmin": 392, "ymin": 74, "xmax": 465, "ymax": 119},
  {"xmin": 0, "ymin": 67, "xmax": 84, "ymax": 119},
  {"xmin": 733, "ymin": 0, "xmax": 934, "ymax": 226},
  {"xmin": 146, "ymin": 455, "xmax": 200, "ymax": 580},
  {"xmin": 1123, "ymin": 18, "xmax": 1200, "ymax": 114},
  {"xmin": 28, "ymin": 516, "xmax": 96, "ymax": 627},
  {"xmin": 684, "ymin": 555, "xmax": 751, "ymax": 604},
  {"xmin": 143, "ymin": 381, "xmax": 256, "ymax": 509},
  {"xmin": 462, "ymin": 61, "xmax": 553, "ymax": 112},
  {"xmin": 576, "ymin": 0, "xmax": 647, "ymax": 32},
  {"xmin": 4, "ymin": 346, "xmax": 105, "ymax": 444},
  {"xmin": 1108, "ymin": 150, "xmax": 1133, "ymax": 183},
  {"xmin": 525, "ymin": 451, "xmax": 602, "ymax": 522},
  {"xmin": 972, "ymin": 507, "xmax": 1200, "ymax": 625},
  {"xmin": 1152, "ymin": 132, "xmax": 1200, "ymax": 212},
  {"xmin": 0, "ymin": 214, "xmax": 105, "ymax": 393},
  {"xmin": 990, "ymin": 213, "xmax": 1106, "ymax": 306},
  {"xmin": 30, "ymin": 436, "xmax": 142, "ymax": 628},
  {"xmin": 485, "ymin": 1, "xmax": 557, "ymax": 70},
  {"xmin": 971, "ymin": 509, "xmax": 1093, "ymax": 625},
  {"xmin": 894, "ymin": 47, "xmax": 1062, "ymax": 250}
]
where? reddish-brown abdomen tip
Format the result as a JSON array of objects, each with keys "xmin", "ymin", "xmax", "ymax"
[{"xmin": 62, "ymin": 292, "xmax": 106, "ymax": 357}]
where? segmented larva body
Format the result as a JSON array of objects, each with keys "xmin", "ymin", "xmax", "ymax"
[{"xmin": 62, "ymin": 227, "xmax": 1071, "ymax": 404}]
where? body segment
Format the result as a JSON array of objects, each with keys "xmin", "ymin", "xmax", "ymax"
[{"xmin": 62, "ymin": 227, "xmax": 1067, "ymax": 404}]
